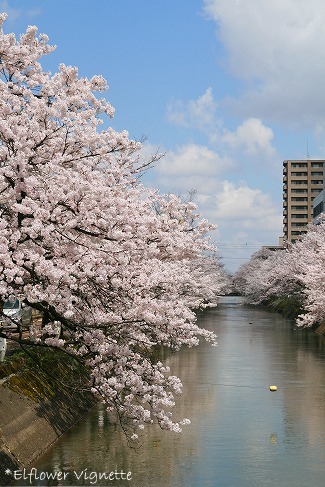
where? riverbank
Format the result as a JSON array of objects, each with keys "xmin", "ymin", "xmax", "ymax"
[
  {"xmin": 0, "ymin": 347, "xmax": 96, "ymax": 486},
  {"xmin": 314, "ymin": 322, "xmax": 325, "ymax": 335},
  {"xmin": 249, "ymin": 295, "xmax": 325, "ymax": 336}
]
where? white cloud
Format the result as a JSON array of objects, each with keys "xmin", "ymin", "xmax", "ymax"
[
  {"xmin": 166, "ymin": 89, "xmax": 277, "ymax": 160},
  {"xmin": 141, "ymin": 141, "xmax": 280, "ymax": 231},
  {"xmin": 0, "ymin": 1, "xmax": 41, "ymax": 23},
  {"xmin": 222, "ymin": 118, "xmax": 276, "ymax": 157},
  {"xmin": 141, "ymin": 142, "xmax": 282, "ymax": 272},
  {"xmin": 143, "ymin": 142, "xmax": 281, "ymax": 232},
  {"xmin": 204, "ymin": 0, "xmax": 321, "ymax": 80},
  {"xmin": 157, "ymin": 143, "xmax": 233, "ymax": 177},
  {"xmin": 146, "ymin": 143, "xmax": 234, "ymax": 193},
  {"xmin": 209, "ymin": 180, "xmax": 280, "ymax": 224},
  {"xmin": 196, "ymin": 180, "xmax": 282, "ymax": 273},
  {"xmin": 205, "ymin": 181, "xmax": 283, "ymax": 271},
  {"xmin": 203, "ymin": 0, "xmax": 325, "ymax": 131},
  {"xmin": 188, "ymin": 88, "xmax": 217, "ymax": 126},
  {"xmin": 167, "ymin": 87, "xmax": 221, "ymax": 135},
  {"xmin": 0, "ymin": 0, "xmax": 20, "ymax": 21}
]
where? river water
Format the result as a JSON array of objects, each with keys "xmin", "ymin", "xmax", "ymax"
[{"xmin": 13, "ymin": 297, "xmax": 325, "ymax": 486}]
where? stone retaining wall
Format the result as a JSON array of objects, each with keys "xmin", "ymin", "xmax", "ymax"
[{"xmin": 0, "ymin": 350, "xmax": 96, "ymax": 486}]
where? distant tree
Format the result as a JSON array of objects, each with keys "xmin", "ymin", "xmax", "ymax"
[
  {"xmin": 0, "ymin": 15, "xmax": 228, "ymax": 438},
  {"xmin": 234, "ymin": 246, "xmax": 303, "ymax": 305},
  {"xmin": 233, "ymin": 218, "xmax": 325, "ymax": 328},
  {"xmin": 233, "ymin": 247, "xmax": 274, "ymax": 303}
]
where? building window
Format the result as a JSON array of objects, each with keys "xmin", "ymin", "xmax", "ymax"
[
  {"xmin": 291, "ymin": 197, "xmax": 308, "ymax": 201},
  {"xmin": 311, "ymin": 171, "xmax": 323, "ymax": 176},
  {"xmin": 291, "ymin": 180, "xmax": 308, "ymax": 185},
  {"xmin": 291, "ymin": 171, "xmax": 308, "ymax": 176},
  {"xmin": 291, "ymin": 205, "xmax": 308, "ymax": 210},
  {"xmin": 311, "ymin": 163, "xmax": 324, "ymax": 168}
]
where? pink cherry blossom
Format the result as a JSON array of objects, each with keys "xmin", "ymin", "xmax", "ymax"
[
  {"xmin": 0, "ymin": 17, "xmax": 230, "ymax": 437},
  {"xmin": 234, "ymin": 217, "xmax": 325, "ymax": 329}
]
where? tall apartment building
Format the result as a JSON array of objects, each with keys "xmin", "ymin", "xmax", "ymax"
[{"xmin": 283, "ymin": 159, "xmax": 324, "ymax": 242}]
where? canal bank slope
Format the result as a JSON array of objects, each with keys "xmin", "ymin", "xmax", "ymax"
[
  {"xmin": 252, "ymin": 295, "xmax": 325, "ymax": 336},
  {"xmin": 0, "ymin": 348, "xmax": 96, "ymax": 486},
  {"xmin": 314, "ymin": 322, "xmax": 325, "ymax": 335}
]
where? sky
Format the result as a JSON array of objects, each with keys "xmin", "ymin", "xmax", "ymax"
[{"xmin": 2, "ymin": 0, "xmax": 325, "ymax": 273}]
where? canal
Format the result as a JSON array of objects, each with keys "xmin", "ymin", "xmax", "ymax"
[{"xmin": 14, "ymin": 296, "xmax": 325, "ymax": 486}]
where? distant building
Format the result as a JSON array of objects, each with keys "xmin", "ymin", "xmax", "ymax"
[
  {"xmin": 262, "ymin": 237, "xmax": 285, "ymax": 252},
  {"xmin": 283, "ymin": 160, "xmax": 324, "ymax": 242},
  {"xmin": 262, "ymin": 244, "xmax": 284, "ymax": 252},
  {"xmin": 313, "ymin": 189, "xmax": 325, "ymax": 224}
]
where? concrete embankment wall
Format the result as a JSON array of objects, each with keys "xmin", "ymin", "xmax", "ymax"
[
  {"xmin": 315, "ymin": 322, "xmax": 325, "ymax": 335},
  {"xmin": 0, "ymin": 349, "xmax": 96, "ymax": 486}
]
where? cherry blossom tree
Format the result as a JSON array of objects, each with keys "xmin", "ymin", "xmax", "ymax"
[
  {"xmin": 233, "ymin": 247, "xmax": 274, "ymax": 303},
  {"xmin": 234, "ymin": 218, "xmax": 325, "ymax": 329},
  {"xmin": 0, "ymin": 15, "xmax": 228, "ymax": 438},
  {"xmin": 291, "ymin": 218, "xmax": 325, "ymax": 327},
  {"xmin": 234, "ymin": 247, "xmax": 303, "ymax": 306}
]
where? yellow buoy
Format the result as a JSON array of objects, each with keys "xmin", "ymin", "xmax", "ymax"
[{"xmin": 269, "ymin": 385, "xmax": 277, "ymax": 392}]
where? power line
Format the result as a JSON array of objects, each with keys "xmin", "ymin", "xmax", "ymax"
[{"xmin": 216, "ymin": 244, "xmax": 263, "ymax": 248}]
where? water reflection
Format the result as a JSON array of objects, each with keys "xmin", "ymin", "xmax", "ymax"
[{"xmin": 14, "ymin": 297, "xmax": 325, "ymax": 486}]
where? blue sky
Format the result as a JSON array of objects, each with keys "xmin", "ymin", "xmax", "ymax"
[{"xmin": 2, "ymin": 0, "xmax": 325, "ymax": 272}]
